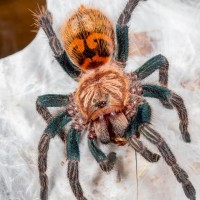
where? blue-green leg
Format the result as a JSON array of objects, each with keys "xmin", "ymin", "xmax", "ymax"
[
  {"xmin": 142, "ymin": 84, "xmax": 191, "ymax": 142},
  {"xmin": 36, "ymin": 94, "xmax": 69, "ymax": 120},
  {"xmin": 139, "ymin": 124, "xmax": 196, "ymax": 200},
  {"xmin": 67, "ymin": 129, "xmax": 87, "ymax": 200},
  {"xmin": 44, "ymin": 111, "xmax": 71, "ymax": 138},
  {"xmin": 36, "ymin": 94, "xmax": 69, "ymax": 141},
  {"xmin": 38, "ymin": 110, "xmax": 71, "ymax": 200},
  {"xmin": 135, "ymin": 54, "xmax": 169, "ymax": 86},
  {"xmin": 88, "ymin": 139, "xmax": 116, "ymax": 172},
  {"xmin": 125, "ymin": 101, "xmax": 160, "ymax": 162},
  {"xmin": 116, "ymin": 24, "xmax": 129, "ymax": 64},
  {"xmin": 38, "ymin": 9, "xmax": 81, "ymax": 79},
  {"xmin": 125, "ymin": 101, "xmax": 151, "ymax": 138},
  {"xmin": 116, "ymin": 0, "xmax": 142, "ymax": 63},
  {"xmin": 135, "ymin": 54, "xmax": 171, "ymax": 108},
  {"xmin": 130, "ymin": 101, "xmax": 196, "ymax": 199}
]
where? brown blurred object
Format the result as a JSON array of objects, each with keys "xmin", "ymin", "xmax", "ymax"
[
  {"xmin": 193, "ymin": 162, "xmax": 200, "ymax": 175},
  {"xmin": 129, "ymin": 32, "xmax": 154, "ymax": 57},
  {"xmin": 0, "ymin": 0, "xmax": 46, "ymax": 59},
  {"xmin": 181, "ymin": 75, "xmax": 200, "ymax": 91}
]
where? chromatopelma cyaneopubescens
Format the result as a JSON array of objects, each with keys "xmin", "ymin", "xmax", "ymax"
[{"xmin": 32, "ymin": 0, "xmax": 196, "ymax": 199}]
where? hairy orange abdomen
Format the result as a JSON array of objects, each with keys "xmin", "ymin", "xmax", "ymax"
[{"xmin": 61, "ymin": 5, "xmax": 115, "ymax": 71}]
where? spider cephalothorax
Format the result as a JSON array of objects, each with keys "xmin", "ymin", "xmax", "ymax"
[
  {"xmin": 35, "ymin": 1, "xmax": 196, "ymax": 200},
  {"xmin": 76, "ymin": 64, "xmax": 130, "ymax": 120}
]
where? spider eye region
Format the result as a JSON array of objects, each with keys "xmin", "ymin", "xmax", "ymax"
[
  {"xmin": 61, "ymin": 6, "xmax": 115, "ymax": 71},
  {"xmin": 94, "ymin": 101, "xmax": 107, "ymax": 108}
]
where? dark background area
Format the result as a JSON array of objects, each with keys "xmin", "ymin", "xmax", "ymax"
[{"xmin": 0, "ymin": 0, "xmax": 46, "ymax": 59}]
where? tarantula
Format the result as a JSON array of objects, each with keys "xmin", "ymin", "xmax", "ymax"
[{"xmin": 35, "ymin": 0, "xmax": 196, "ymax": 200}]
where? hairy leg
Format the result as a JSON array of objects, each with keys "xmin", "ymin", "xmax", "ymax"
[
  {"xmin": 135, "ymin": 55, "xmax": 171, "ymax": 108},
  {"xmin": 125, "ymin": 101, "xmax": 151, "ymax": 138},
  {"xmin": 38, "ymin": 110, "xmax": 71, "ymax": 200},
  {"xmin": 128, "ymin": 136, "xmax": 160, "ymax": 162},
  {"xmin": 135, "ymin": 54, "xmax": 169, "ymax": 86},
  {"xmin": 67, "ymin": 129, "xmax": 86, "ymax": 200},
  {"xmin": 118, "ymin": 0, "xmax": 140, "ymax": 25},
  {"xmin": 127, "ymin": 31, "xmax": 171, "ymax": 108},
  {"xmin": 139, "ymin": 124, "xmax": 196, "ymax": 200},
  {"xmin": 44, "ymin": 111, "xmax": 71, "ymax": 138},
  {"xmin": 116, "ymin": 0, "xmax": 141, "ymax": 63},
  {"xmin": 36, "ymin": 94, "xmax": 70, "ymax": 142},
  {"xmin": 88, "ymin": 138, "xmax": 117, "ymax": 172},
  {"xmin": 142, "ymin": 84, "xmax": 190, "ymax": 142},
  {"xmin": 34, "ymin": 8, "xmax": 80, "ymax": 78},
  {"xmin": 38, "ymin": 133, "xmax": 50, "ymax": 200},
  {"xmin": 125, "ymin": 101, "xmax": 160, "ymax": 162}
]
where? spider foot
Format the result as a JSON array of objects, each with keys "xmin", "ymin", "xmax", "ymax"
[
  {"xmin": 143, "ymin": 150, "xmax": 160, "ymax": 162},
  {"xmin": 182, "ymin": 181, "xmax": 196, "ymax": 200},
  {"xmin": 182, "ymin": 132, "xmax": 191, "ymax": 143},
  {"xmin": 34, "ymin": 6, "xmax": 53, "ymax": 27},
  {"xmin": 40, "ymin": 184, "xmax": 48, "ymax": 200},
  {"xmin": 38, "ymin": 9, "xmax": 54, "ymax": 37},
  {"xmin": 99, "ymin": 152, "xmax": 117, "ymax": 172},
  {"xmin": 180, "ymin": 124, "xmax": 191, "ymax": 143},
  {"xmin": 30, "ymin": 5, "xmax": 54, "ymax": 38},
  {"xmin": 30, "ymin": 5, "xmax": 52, "ymax": 31},
  {"xmin": 160, "ymin": 100, "xmax": 173, "ymax": 109},
  {"xmin": 34, "ymin": 7, "xmax": 63, "ymax": 56}
]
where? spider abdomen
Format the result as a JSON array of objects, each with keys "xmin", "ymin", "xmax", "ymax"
[
  {"xmin": 75, "ymin": 65, "xmax": 130, "ymax": 121},
  {"xmin": 61, "ymin": 5, "xmax": 115, "ymax": 71}
]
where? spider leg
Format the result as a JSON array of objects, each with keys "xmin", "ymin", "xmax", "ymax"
[
  {"xmin": 36, "ymin": 94, "xmax": 69, "ymax": 142},
  {"xmin": 67, "ymin": 129, "xmax": 87, "ymax": 200},
  {"xmin": 125, "ymin": 101, "xmax": 160, "ymax": 162},
  {"xmin": 126, "ymin": 101, "xmax": 195, "ymax": 199},
  {"xmin": 44, "ymin": 111, "xmax": 71, "ymax": 138},
  {"xmin": 116, "ymin": 0, "xmax": 142, "ymax": 63},
  {"xmin": 36, "ymin": 8, "xmax": 80, "ymax": 79},
  {"xmin": 142, "ymin": 84, "xmax": 191, "ymax": 142},
  {"xmin": 88, "ymin": 138, "xmax": 117, "ymax": 172},
  {"xmin": 139, "ymin": 124, "xmax": 196, "ymax": 200},
  {"xmin": 38, "ymin": 111, "xmax": 71, "ymax": 200},
  {"xmin": 135, "ymin": 55, "xmax": 171, "ymax": 108},
  {"xmin": 135, "ymin": 55, "xmax": 169, "ymax": 86},
  {"xmin": 38, "ymin": 133, "xmax": 50, "ymax": 200},
  {"xmin": 125, "ymin": 101, "xmax": 151, "ymax": 138},
  {"xmin": 129, "ymin": 136, "xmax": 160, "ymax": 162}
]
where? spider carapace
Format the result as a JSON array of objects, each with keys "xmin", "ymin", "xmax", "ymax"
[{"xmin": 35, "ymin": 1, "xmax": 196, "ymax": 200}]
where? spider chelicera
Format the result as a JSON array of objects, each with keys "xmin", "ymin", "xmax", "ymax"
[{"xmin": 33, "ymin": 0, "xmax": 196, "ymax": 200}]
